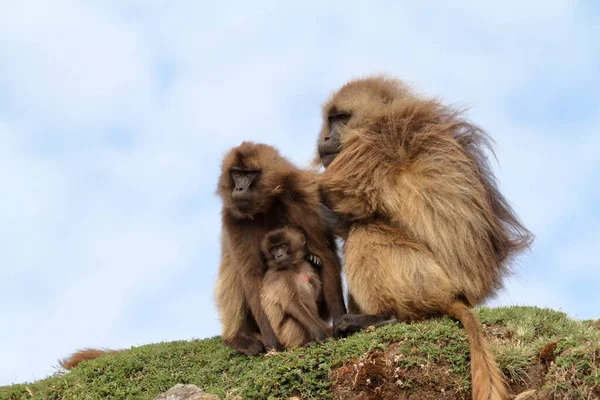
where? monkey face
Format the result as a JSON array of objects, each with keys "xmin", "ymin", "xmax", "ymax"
[
  {"xmin": 318, "ymin": 76, "xmax": 405, "ymax": 168},
  {"xmin": 218, "ymin": 142, "xmax": 291, "ymax": 219},
  {"xmin": 230, "ymin": 167, "xmax": 259, "ymax": 211},
  {"xmin": 269, "ymin": 243, "xmax": 292, "ymax": 268},
  {"xmin": 261, "ymin": 227, "xmax": 307, "ymax": 270},
  {"xmin": 318, "ymin": 111, "xmax": 350, "ymax": 168}
]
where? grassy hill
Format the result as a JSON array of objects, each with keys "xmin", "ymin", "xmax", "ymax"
[{"xmin": 1, "ymin": 306, "xmax": 598, "ymax": 399}]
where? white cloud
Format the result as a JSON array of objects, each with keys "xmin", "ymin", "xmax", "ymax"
[{"xmin": 0, "ymin": 0, "xmax": 598, "ymax": 386}]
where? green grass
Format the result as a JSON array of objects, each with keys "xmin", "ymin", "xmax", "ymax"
[{"xmin": 1, "ymin": 306, "xmax": 598, "ymax": 400}]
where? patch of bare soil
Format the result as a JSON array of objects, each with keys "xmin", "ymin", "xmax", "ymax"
[
  {"xmin": 508, "ymin": 363, "xmax": 546, "ymax": 396},
  {"xmin": 330, "ymin": 339, "xmax": 558, "ymax": 400},
  {"xmin": 330, "ymin": 343, "xmax": 470, "ymax": 400},
  {"xmin": 483, "ymin": 323, "xmax": 514, "ymax": 341}
]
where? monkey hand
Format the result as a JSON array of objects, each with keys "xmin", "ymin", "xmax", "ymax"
[
  {"xmin": 228, "ymin": 334, "xmax": 265, "ymax": 356},
  {"xmin": 332, "ymin": 314, "xmax": 352, "ymax": 338},
  {"xmin": 318, "ymin": 183, "xmax": 334, "ymax": 211},
  {"xmin": 306, "ymin": 254, "xmax": 322, "ymax": 267},
  {"xmin": 241, "ymin": 341, "xmax": 265, "ymax": 356},
  {"xmin": 320, "ymin": 203, "xmax": 350, "ymax": 238},
  {"xmin": 314, "ymin": 329, "xmax": 328, "ymax": 344},
  {"xmin": 263, "ymin": 336, "xmax": 284, "ymax": 352}
]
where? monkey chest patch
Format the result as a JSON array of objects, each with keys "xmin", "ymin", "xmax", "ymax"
[{"xmin": 299, "ymin": 273, "xmax": 311, "ymax": 284}]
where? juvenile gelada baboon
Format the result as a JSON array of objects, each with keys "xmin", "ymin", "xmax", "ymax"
[
  {"xmin": 215, "ymin": 142, "xmax": 346, "ymax": 356},
  {"xmin": 315, "ymin": 76, "xmax": 534, "ymax": 400},
  {"xmin": 260, "ymin": 226, "xmax": 331, "ymax": 348}
]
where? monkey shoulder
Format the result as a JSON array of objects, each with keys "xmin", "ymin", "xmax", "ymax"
[{"xmin": 276, "ymin": 169, "xmax": 320, "ymax": 203}]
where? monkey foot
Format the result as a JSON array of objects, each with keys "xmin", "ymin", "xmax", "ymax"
[
  {"xmin": 332, "ymin": 314, "xmax": 397, "ymax": 338},
  {"xmin": 224, "ymin": 334, "xmax": 265, "ymax": 356}
]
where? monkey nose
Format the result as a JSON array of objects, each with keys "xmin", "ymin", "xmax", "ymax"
[{"xmin": 323, "ymin": 136, "xmax": 330, "ymax": 142}]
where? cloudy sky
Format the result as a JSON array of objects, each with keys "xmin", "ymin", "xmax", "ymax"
[{"xmin": 1, "ymin": 0, "xmax": 598, "ymax": 386}]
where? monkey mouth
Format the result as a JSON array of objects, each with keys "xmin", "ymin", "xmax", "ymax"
[
  {"xmin": 233, "ymin": 199, "xmax": 252, "ymax": 210},
  {"xmin": 320, "ymin": 152, "xmax": 339, "ymax": 168}
]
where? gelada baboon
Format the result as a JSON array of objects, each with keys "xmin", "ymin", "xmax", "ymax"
[
  {"xmin": 215, "ymin": 141, "xmax": 346, "ymax": 356},
  {"xmin": 260, "ymin": 226, "xmax": 331, "ymax": 348},
  {"xmin": 315, "ymin": 76, "xmax": 534, "ymax": 400},
  {"xmin": 59, "ymin": 348, "xmax": 120, "ymax": 370}
]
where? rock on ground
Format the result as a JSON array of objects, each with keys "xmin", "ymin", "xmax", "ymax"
[{"xmin": 155, "ymin": 384, "xmax": 220, "ymax": 400}]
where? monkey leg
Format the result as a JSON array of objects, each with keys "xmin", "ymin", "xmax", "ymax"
[
  {"xmin": 333, "ymin": 292, "xmax": 398, "ymax": 337},
  {"xmin": 347, "ymin": 292, "xmax": 363, "ymax": 314},
  {"xmin": 215, "ymin": 254, "xmax": 264, "ymax": 356},
  {"xmin": 285, "ymin": 301, "xmax": 329, "ymax": 344},
  {"xmin": 280, "ymin": 318, "xmax": 313, "ymax": 348},
  {"xmin": 335, "ymin": 224, "xmax": 452, "ymax": 336},
  {"xmin": 223, "ymin": 333, "xmax": 265, "ymax": 356}
]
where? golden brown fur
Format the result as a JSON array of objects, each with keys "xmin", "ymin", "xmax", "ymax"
[
  {"xmin": 59, "ymin": 348, "xmax": 120, "ymax": 370},
  {"xmin": 316, "ymin": 76, "xmax": 534, "ymax": 400},
  {"xmin": 260, "ymin": 226, "xmax": 331, "ymax": 348},
  {"xmin": 215, "ymin": 142, "xmax": 345, "ymax": 356}
]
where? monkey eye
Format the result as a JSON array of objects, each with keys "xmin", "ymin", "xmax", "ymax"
[
  {"xmin": 328, "ymin": 113, "xmax": 351, "ymax": 124},
  {"xmin": 231, "ymin": 168, "xmax": 259, "ymax": 179}
]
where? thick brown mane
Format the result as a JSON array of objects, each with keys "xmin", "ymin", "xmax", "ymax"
[{"xmin": 320, "ymin": 77, "xmax": 533, "ymax": 305}]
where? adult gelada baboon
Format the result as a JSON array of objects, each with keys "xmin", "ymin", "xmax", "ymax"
[
  {"xmin": 215, "ymin": 142, "xmax": 346, "ymax": 356},
  {"xmin": 260, "ymin": 226, "xmax": 331, "ymax": 348},
  {"xmin": 315, "ymin": 76, "xmax": 533, "ymax": 400}
]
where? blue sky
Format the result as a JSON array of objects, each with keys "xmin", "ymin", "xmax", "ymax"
[{"xmin": 1, "ymin": 0, "xmax": 599, "ymax": 386}]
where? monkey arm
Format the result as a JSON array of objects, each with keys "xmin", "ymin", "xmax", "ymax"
[
  {"xmin": 241, "ymin": 268, "xmax": 283, "ymax": 351},
  {"xmin": 316, "ymin": 247, "xmax": 346, "ymax": 320},
  {"xmin": 320, "ymin": 203, "xmax": 350, "ymax": 240},
  {"xmin": 317, "ymin": 137, "xmax": 380, "ymax": 221},
  {"xmin": 216, "ymin": 243, "xmax": 265, "ymax": 356},
  {"xmin": 287, "ymin": 203, "xmax": 347, "ymax": 320}
]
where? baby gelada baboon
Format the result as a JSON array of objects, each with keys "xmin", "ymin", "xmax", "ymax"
[{"xmin": 260, "ymin": 226, "xmax": 331, "ymax": 348}]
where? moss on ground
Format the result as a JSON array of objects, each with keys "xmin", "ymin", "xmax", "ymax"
[{"xmin": 1, "ymin": 306, "xmax": 598, "ymax": 400}]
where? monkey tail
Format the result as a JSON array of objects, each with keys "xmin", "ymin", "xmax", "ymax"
[
  {"xmin": 445, "ymin": 301, "xmax": 509, "ymax": 400},
  {"xmin": 59, "ymin": 348, "xmax": 120, "ymax": 370}
]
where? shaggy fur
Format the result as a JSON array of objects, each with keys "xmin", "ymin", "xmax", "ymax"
[
  {"xmin": 59, "ymin": 348, "xmax": 120, "ymax": 370},
  {"xmin": 215, "ymin": 142, "xmax": 345, "ymax": 355},
  {"xmin": 260, "ymin": 227, "xmax": 331, "ymax": 348},
  {"xmin": 316, "ymin": 76, "xmax": 534, "ymax": 400}
]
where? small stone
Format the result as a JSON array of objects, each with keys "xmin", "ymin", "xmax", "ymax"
[
  {"xmin": 155, "ymin": 384, "xmax": 220, "ymax": 400},
  {"xmin": 514, "ymin": 389, "xmax": 551, "ymax": 400}
]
